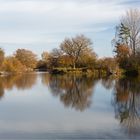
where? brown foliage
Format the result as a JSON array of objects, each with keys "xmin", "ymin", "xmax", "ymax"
[
  {"xmin": 115, "ymin": 44, "xmax": 130, "ymax": 58},
  {"xmin": 60, "ymin": 35, "xmax": 95, "ymax": 68},
  {"xmin": 0, "ymin": 48, "xmax": 4, "ymax": 69},
  {"xmin": 15, "ymin": 49, "xmax": 37, "ymax": 69},
  {"xmin": 2, "ymin": 57, "xmax": 26, "ymax": 73}
]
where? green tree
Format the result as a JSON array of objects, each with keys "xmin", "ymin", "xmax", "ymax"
[{"xmin": 116, "ymin": 23, "xmax": 130, "ymax": 45}]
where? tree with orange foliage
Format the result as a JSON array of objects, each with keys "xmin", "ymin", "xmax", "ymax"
[
  {"xmin": 2, "ymin": 57, "xmax": 26, "ymax": 73},
  {"xmin": 114, "ymin": 44, "xmax": 131, "ymax": 69},
  {"xmin": 15, "ymin": 49, "xmax": 37, "ymax": 70},
  {"xmin": 60, "ymin": 35, "xmax": 94, "ymax": 69},
  {"xmin": 0, "ymin": 48, "xmax": 4, "ymax": 70},
  {"xmin": 115, "ymin": 44, "xmax": 130, "ymax": 58}
]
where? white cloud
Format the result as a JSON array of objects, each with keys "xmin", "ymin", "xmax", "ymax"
[
  {"xmin": 0, "ymin": 0, "xmax": 125, "ymax": 32},
  {"xmin": 0, "ymin": 0, "xmax": 139, "ymax": 57}
]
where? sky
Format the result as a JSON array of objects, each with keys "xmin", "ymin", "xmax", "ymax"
[{"xmin": 0, "ymin": 0, "xmax": 140, "ymax": 58}]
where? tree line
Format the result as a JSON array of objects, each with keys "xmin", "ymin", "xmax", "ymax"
[
  {"xmin": 0, "ymin": 48, "xmax": 37, "ymax": 73},
  {"xmin": 0, "ymin": 9, "xmax": 140, "ymax": 76},
  {"xmin": 0, "ymin": 35, "xmax": 118, "ymax": 76}
]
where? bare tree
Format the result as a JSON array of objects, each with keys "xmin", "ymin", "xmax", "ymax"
[
  {"xmin": 48, "ymin": 48, "xmax": 63, "ymax": 68},
  {"xmin": 50, "ymin": 48, "xmax": 62, "ymax": 58},
  {"xmin": 60, "ymin": 35, "xmax": 93, "ymax": 69},
  {"xmin": 121, "ymin": 9, "xmax": 140, "ymax": 55}
]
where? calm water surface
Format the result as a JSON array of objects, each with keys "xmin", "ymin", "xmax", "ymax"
[{"xmin": 0, "ymin": 72, "xmax": 140, "ymax": 139}]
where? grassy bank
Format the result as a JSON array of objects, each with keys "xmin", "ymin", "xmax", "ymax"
[{"xmin": 49, "ymin": 67, "xmax": 120, "ymax": 77}]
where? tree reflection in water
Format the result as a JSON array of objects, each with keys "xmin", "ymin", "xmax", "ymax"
[
  {"xmin": 1, "ymin": 72, "xmax": 140, "ymax": 136},
  {"xmin": 15, "ymin": 73, "xmax": 37, "ymax": 90},
  {"xmin": 113, "ymin": 77, "xmax": 140, "ymax": 135},
  {"xmin": 0, "ymin": 78, "xmax": 4, "ymax": 99},
  {"xmin": 48, "ymin": 74, "xmax": 97, "ymax": 111},
  {"xmin": 101, "ymin": 77, "xmax": 114, "ymax": 90},
  {"xmin": 0, "ymin": 73, "xmax": 37, "ymax": 99},
  {"xmin": 41, "ymin": 73, "xmax": 50, "ymax": 86}
]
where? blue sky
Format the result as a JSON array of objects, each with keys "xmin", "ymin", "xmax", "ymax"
[{"xmin": 0, "ymin": 0, "xmax": 140, "ymax": 58}]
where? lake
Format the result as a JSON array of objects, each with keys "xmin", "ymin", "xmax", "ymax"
[{"xmin": 0, "ymin": 72, "xmax": 140, "ymax": 139}]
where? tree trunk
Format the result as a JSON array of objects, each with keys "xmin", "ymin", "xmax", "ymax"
[
  {"xmin": 73, "ymin": 62, "xmax": 76, "ymax": 69},
  {"xmin": 133, "ymin": 40, "xmax": 136, "ymax": 56}
]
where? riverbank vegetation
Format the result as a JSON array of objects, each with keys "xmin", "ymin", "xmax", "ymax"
[{"xmin": 0, "ymin": 9, "xmax": 140, "ymax": 77}]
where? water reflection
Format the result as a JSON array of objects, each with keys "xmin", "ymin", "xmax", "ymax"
[
  {"xmin": 101, "ymin": 77, "xmax": 114, "ymax": 90},
  {"xmin": 0, "ymin": 73, "xmax": 37, "ymax": 99},
  {"xmin": 47, "ymin": 74, "xmax": 97, "ymax": 111},
  {"xmin": 113, "ymin": 77, "xmax": 140, "ymax": 135},
  {"xmin": 0, "ymin": 72, "xmax": 140, "ymax": 137},
  {"xmin": 0, "ymin": 81, "xmax": 4, "ymax": 99},
  {"xmin": 41, "ymin": 73, "xmax": 50, "ymax": 86}
]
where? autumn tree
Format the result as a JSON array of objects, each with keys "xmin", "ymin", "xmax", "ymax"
[
  {"xmin": 115, "ymin": 44, "xmax": 130, "ymax": 58},
  {"xmin": 2, "ymin": 57, "xmax": 26, "ymax": 73},
  {"xmin": 59, "ymin": 55, "xmax": 73, "ymax": 68},
  {"xmin": 36, "ymin": 51, "xmax": 50, "ymax": 70},
  {"xmin": 15, "ymin": 49, "xmax": 37, "ymax": 70},
  {"xmin": 60, "ymin": 35, "xmax": 95, "ymax": 69},
  {"xmin": 0, "ymin": 48, "xmax": 4, "ymax": 69},
  {"xmin": 78, "ymin": 47, "xmax": 97, "ymax": 68},
  {"xmin": 114, "ymin": 44, "xmax": 130, "ymax": 69},
  {"xmin": 41, "ymin": 51, "xmax": 50, "ymax": 63},
  {"xmin": 97, "ymin": 57, "xmax": 119, "ymax": 75}
]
